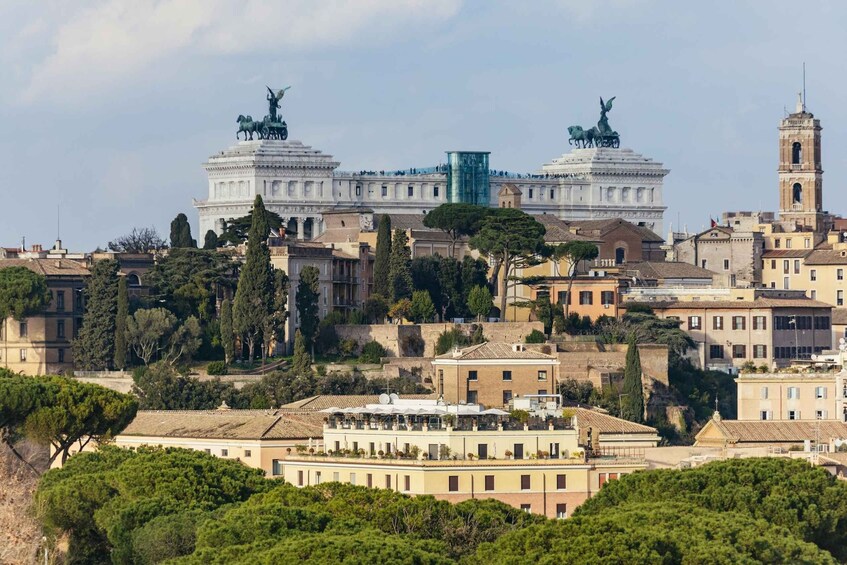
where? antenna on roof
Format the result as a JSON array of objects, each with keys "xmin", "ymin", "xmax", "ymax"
[{"xmin": 803, "ymin": 61, "xmax": 806, "ymax": 112}]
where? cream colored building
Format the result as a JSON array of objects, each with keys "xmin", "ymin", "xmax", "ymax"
[
  {"xmin": 735, "ymin": 371, "xmax": 846, "ymax": 421},
  {"xmin": 113, "ymin": 408, "xmax": 324, "ymax": 476},
  {"xmin": 278, "ymin": 396, "xmax": 658, "ymax": 518},
  {"xmin": 0, "ymin": 259, "xmax": 89, "ymax": 375}
]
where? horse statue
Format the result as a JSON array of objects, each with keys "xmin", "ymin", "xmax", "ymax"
[
  {"xmin": 568, "ymin": 125, "xmax": 599, "ymax": 148},
  {"xmin": 236, "ymin": 115, "xmax": 263, "ymax": 140}
]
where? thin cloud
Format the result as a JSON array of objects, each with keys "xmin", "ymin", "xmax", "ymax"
[{"xmin": 20, "ymin": 0, "xmax": 461, "ymax": 104}]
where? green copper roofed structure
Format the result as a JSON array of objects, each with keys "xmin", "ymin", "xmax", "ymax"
[
  {"xmin": 236, "ymin": 86, "xmax": 290, "ymax": 140},
  {"xmin": 568, "ymin": 96, "xmax": 620, "ymax": 148},
  {"xmin": 445, "ymin": 151, "xmax": 490, "ymax": 205}
]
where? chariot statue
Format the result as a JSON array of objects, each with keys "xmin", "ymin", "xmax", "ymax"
[
  {"xmin": 568, "ymin": 96, "xmax": 620, "ymax": 149},
  {"xmin": 237, "ymin": 86, "xmax": 291, "ymax": 141}
]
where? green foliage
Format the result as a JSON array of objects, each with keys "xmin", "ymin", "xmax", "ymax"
[
  {"xmin": 576, "ymin": 458, "xmax": 847, "ymax": 560},
  {"xmin": 388, "ymin": 298, "xmax": 411, "ymax": 322},
  {"xmin": 218, "ymin": 208, "xmax": 285, "ymax": 247},
  {"xmin": 524, "ymin": 329, "xmax": 545, "ymax": 343},
  {"xmin": 233, "ymin": 195, "xmax": 275, "ymax": 361},
  {"xmin": 534, "ymin": 293, "xmax": 553, "ymax": 334},
  {"xmin": 202, "ymin": 229, "xmax": 219, "ymax": 250},
  {"xmin": 170, "ymin": 213, "xmax": 196, "ymax": 248},
  {"xmin": 422, "ymin": 203, "xmax": 488, "ymax": 255},
  {"xmin": 389, "ymin": 229, "xmax": 413, "ymax": 302},
  {"xmin": 360, "ymin": 341, "xmax": 387, "ymax": 364},
  {"xmin": 126, "ymin": 308, "xmax": 202, "ymax": 366},
  {"xmin": 219, "ymin": 298, "xmax": 235, "ymax": 364},
  {"xmin": 552, "ymin": 302, "xmax": 565, "ymax": 334},
  {"xmin": 143, "ymin": 248, "xmax": 236, "ymax": 322},
  {"xmin": 73, "ymin": 259, "xmax": 119, "ymax": 370},
  {"xmin": 557, "ymin": 378, "xmax": 595, "ymax": 405},
  {"xmin": 0, "ymin": 265, "xmax": 51, "ymax": 321},
  {"xmin": 475, "ymin": 501, "xmax": 835, "ymax": 564},
  {"xmin": 290, "ymin": 330, "xmax": 312, "ymax": 376},
  {"xmin": 469, "ymin": 208, "xmax": 547, "ymax": 321},
  {"xmin": 621, "ymin": 334, "xmax": 644, "ymax": 423},
  {"xmin": 295, "ymin": 266, "xmax": 320, "ymax": 350},
  {"xmin": 509, "ymin": 409, "xmax": 529, "ymax": 424},
  {"xmin": 363, "ymin": 295, "xmax": 389, "ymax": 324},
  {"xmin": 206, "ymin": 361, "xmax": 228, "ymax": 376},
  {"xmin": 552, "ymin": 241, "xmax": 599, "ymax": 318},
  {"xmin": 467, "ymin": 285, "xmax": 492, "ymax": 321},
  {"xmin": 264, "ymin": 269, "xmax": 289, "ymax": 355},
  {"xmin": 132, "ymin": 363, "xmax": 235, "ymax": 410},
  {"xmin": 434, "ymin": 325, "xmax": 485, "ymax": 355},
  {"xmin": 373, "ymin": 214, "xmax": 392, "ymax": 299},
  {"xmin": 114, "ymin": 277, "xmax": 129, "ymax": 370},
  {"xmin": 409, "ymin": 290, "xmax": 436, "ymax": 323},
  {"xmin": 597, "ymin": 311, "xmax": 694, "ymax": 365},
  {"xmin": 107, "ymin": 227, "xmax": 166, "ymax": 254}
]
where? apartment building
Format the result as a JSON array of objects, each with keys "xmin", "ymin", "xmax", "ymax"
[{"xmin": 735, "ymin": 371, "xmax": 846, "ymax": 421}]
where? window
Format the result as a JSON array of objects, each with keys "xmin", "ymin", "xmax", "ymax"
[
  {"xmin": 815, "ymin": 316, "xmax": 831, "ymax": 330},
  {"xmin": 350, "ymin": 473, "xmax": 356, "ymax": 485},
  {"xmin": 600, "ymin": 290, "xmax": 614, "ymax": 305},
  {"xmin": 528, "ymin": 189, "xmax": 534, "ymax": 199},
  {"xmin": 56, "ymin": 291, "xmax": 65, "ymax": 311},
  {"xmin": 786, "ymin": 239, "xmax": 792, "ymax": 249},
  {"xmin": 385, "ymin": 475, "xmax": 391, "ymax": 489},
  {"xmin": 204, "ymin": 448, "xmax": 211, "ymax": 454},
  {"xmin": 333, "ymin": 471, "xmax": 340, "ymax": 482},
  {"xmin": 810, "ymin": 269, "xmax": 817, "ymax": 281},
  {"xmin": 753, "ymin": 345, "xmax": 767, "ymax": 359},
  {"xmin": 404, "ymin": 475, "xmax": 410, "ymax": 491},
  {"xmin": 556, "ymin": 474, "xmax": 566, "ymax": 490},
  {"xmin": 484, "ymin": 475, "xmax": 494, "ymax": 491},
  {"xmin": 434, "ymin": 186, "xmax": 439, "ymax": 198},
  {"xmin": 713, "ymin": 316, "xmax": 724, "ymax": 330},
  {"xmin": 794, "ymin": 260, "xmax": 800, "ymax": 274},
  {"xmin": 557, "ymin": 291, "xmax": 571, "ymax": 305},
  {"xmin": 732, "ymin": 316, "xmax": 746, "ymax": 330},
  {"xmin": 556, "ymin": 503, "xmax": 567, "ymax": 519},
  {"xmin": 723, "ymin": 259, "xmax": 730, "ymax": 271},
  {"xmin": 788, "ymin": 410, "xmax": 799, "ymax": 420},
  {"xmin": 775, "ymin": 239, "xmax": 781, "ymax": 249},
  {"xmin": 839, "ymin": 290, "xmax": 844, "ymax": 307},
  {"xmin": 19, "ymin": 322, "xmax": 27, "ymax": 338},
  {"xmin": 732, "ymin": 345, "xmax": 746, "ymax": 359},
  {"xmin": 57, "ymin": 320, "xmax": 65, "ymax": 339},
  {"xmin": 58, "ymin": 349, "xmax": 65, "ymax": 363},
  {"xmin": 816, "ymin": 386, "xmax": 828, "ymax": 399},
  {"xmin": 550, "ymin": 189, "xmax": 555, "ymax": 199},
  {"xmin": 783, "ymin": 276, "xmax": 790, "ymax": 290},
  {"xmin": 816, "ymin": 410, "xmax": 829, "ymax": 419},
  {"xmin": 355, "ymin": 185, "xmax": 361, "ymax": 197},
  {"xmin": 792, "ymin": 141, "xmax": 802, "ymax": 164},
  {"xmin": 272, "ymin": 460, "xmax": 282, "ymax": 476},
  {"xmin": 520, "ymin": 504, "xmax": 532, "ymax": 514},
  {"xmin": 788, "ymin": 387, "xmax": 800, "ymax": 399},
  {"xmin": 783, "ymin": 259, "xmax": 789, "ymax": 273},
  {"xmin": 538, "ymin": 389, "xmax": 548, "ymax": 396},
  {"xmin": 805, "ymin": 238, "xmax": 811, "ymax": 248},
  {"xmin": 502, "ymin": 370, "xmax": 511, "ymax": 381},
  {"xmin": 315, "ymin": 472, "xmax": 321, "ymax": 484},
  {"xmin": 771, "ymin": 259, "xmax": 776, "ymax": 269},
  {"xmin": 221, "ymin": 449, "xmax": 228, "ymax": 457},
  {"xmin": 503, "ymin": 390, "xmax": 512, "ymax": 405},
  {"xmin": 579, "ymin": 291, "xmax": 593, "ymax": 305},
  {"xmin": 20, "ymin": 349, "xmax": 26, "ymax": 361},
  {"xmin": 753, "ymin": 316, "xmax": 767, "ymax": 330},
  {"xmin": 513, "ymin": 444, "xmax": 524, "ymax": 459},
  {"xmin": 537, "ymin": 370, "xmax": 547, "ymax": 381},
  {"xmin": 761, "ymin": 386, "xmax": 769, "ymax": 399},
  {"xmin": 709, "ymin": 345, "xmax": 724, "ymax": 359},
  {"xmin": 468, "ymin": 370, "xmax": 478, "ymax": 381},
  {"xmin": 244, "ymin": 449, "xmax": 252, "ymax": 457},
  {"xmin": 408, "ymin": 186, "xmax": 414, "ymax": 197},
  {"xmin": 688, "ymin": 316, "xmax": 701, "ymax": 330},
  {"xmin": 520, "ymin": 475, "xmax": 531, "ymax": 490},
  {"xmin": 467, "ymin": 391, "xmax": 478, "ymax": 404},
  {"xmin": 367, "ymin": 474, "xmax": 373, "ymax": 487},
  {"xmin": 760, "ymin": 410, "xmax": 771, "ymax": 420},
  {"xmin": 381, "ymin": 185, "xmax": 388, "ymax": 197},
  {"xmin": 839, "ymin": 269, "xmax": 844, "ymax": 281},
  {"xmin": 448, "ymin": 476, "xmax": 459, "ymax": 492},
  {"xmin": 811, "ymin": 290, "xmax": 817, "ymax": 299},
  {"xmin": 298, "ymin": 471, "xmax": 304, "ymax": 486},
  {"xmin": 478, "ymin": 444, "xmax": 488, "ymax": 459}
]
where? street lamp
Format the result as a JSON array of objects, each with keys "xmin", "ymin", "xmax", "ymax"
[
  {"xmin": 789, "ymin": 315, "xmax": 799, "ymax": 360},
  {"xmin": 618, "ymin": 393, "xmax": 629, "ymax": 417}
]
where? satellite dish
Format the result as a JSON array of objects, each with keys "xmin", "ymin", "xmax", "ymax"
[
  {"xmin": 389, "ymin": 393, "xmax": 400, "ymax": 403},
  {"xmin": 378, "ymin": 393, "xmax": 390, "ymax": 405}
]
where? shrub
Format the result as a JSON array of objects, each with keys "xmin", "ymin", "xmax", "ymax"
[
  {"xmin": 524, "ymin": 329, "xmax": 546, "ymax": 343},
  {"xmin": 206, "ymin": 361, "xmax": 228, "ymax": 376},
  {"xmin": 359, "ymin": 341, "xmax": 387, "ymax": 364}
]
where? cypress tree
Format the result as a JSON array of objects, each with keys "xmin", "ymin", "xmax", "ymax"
[
  {"xmin": 290, "ymin": 329, "xmax": 312, "ymax": 376},
  {"xmin": 233, "ymin": 195, "xmax": 274, "ymax": 362},
  {"xmin": 170, "ymin": 213, "xmax": 196, "ymax": 248},
  {"xmin": 113, "ymin": 276, "xmax": 128, "ymax": 370},
  {"xmin": 73, "ymin": 259, "xmax": 119, "ymax": 370},
  {"xmin": 220, "ymin": 298, "xmax": 235, "ymax": 364},
  {"xmin": 295, "ymin": 266, "xmax": 320, "ymax": 354},
  {"xmin": 388, "ymin": 229, "xmax": 413, "ymax": 302},
  {"xmin": 203, "ymin": 229, "xmax": 219, "ymax": 250},
  {"xmin": 373, "ymin": 215, "xmax": 391, "ymax": 298},
  {"xmin": 621, "ymin": 334, "xmax": 645, "ymax": 423}
]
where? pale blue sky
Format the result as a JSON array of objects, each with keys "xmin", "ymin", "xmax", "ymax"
[{"xmin": 1, "ymin": 0, "xmax": 845, "ymax": 249}]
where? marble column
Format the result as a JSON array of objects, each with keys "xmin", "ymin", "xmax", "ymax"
[{"xmin": 297, "ymin": 217, "xmax": 305, "ymax": 240}]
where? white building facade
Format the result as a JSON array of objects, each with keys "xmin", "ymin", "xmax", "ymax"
[{"xmin": 194, "ymin": 140, "xmax": 669, "ymax": 240}]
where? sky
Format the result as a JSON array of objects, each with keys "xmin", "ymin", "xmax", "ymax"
[{"xmin": 1, "ymin": 0, "xmax": 846, "ymax": 250}]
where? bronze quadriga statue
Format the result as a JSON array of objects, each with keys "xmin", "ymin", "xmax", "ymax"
[
  {"xmin": 568, "ymin": 96, "xmax": 620, "ymax": 149},
  {"xmin": 236, "ymin": 86, "xmax": 291, "ymax": 141}
]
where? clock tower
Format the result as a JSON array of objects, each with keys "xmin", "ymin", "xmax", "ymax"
[{"xmin": 778, "ymin": 93, "xmax": 825, "ymax": 233}]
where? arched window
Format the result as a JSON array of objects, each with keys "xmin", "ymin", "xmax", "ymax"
[
  {"xmin": 792, "ymin": 142, "xmax": 802, "ymax": 165},
  {"xmin": 792, "ymin": 183, "xmax": 802, "ymax": 204},
  {"xmin": 127, "ymin": 273, "xmax": 141, "ymax": 286},
  {"xmin": 615, "ymin": 247, "xmax": 626, "ymax": 265}
]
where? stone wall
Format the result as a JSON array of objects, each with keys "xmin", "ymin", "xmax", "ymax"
[
  {"xmin": 335, "ymin": 321, "xmax": 544, "ymax": 358},
  {"xmin": 556, "ymin": 343, "xmax": 669, "ymax": 388}
]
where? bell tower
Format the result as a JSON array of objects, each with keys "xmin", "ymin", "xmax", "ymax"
[{"xmin": 778, "ymin": 93, "xmax": 824, "ymax": 232}]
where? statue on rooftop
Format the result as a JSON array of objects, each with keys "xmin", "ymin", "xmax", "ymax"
[
  {"xmin": 236, "ymin": 86, "xmax": 290, "ymax": 141},
  {"xmin": 567, "ymin": 96, "xmax": 620, "ymax": 149}
]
